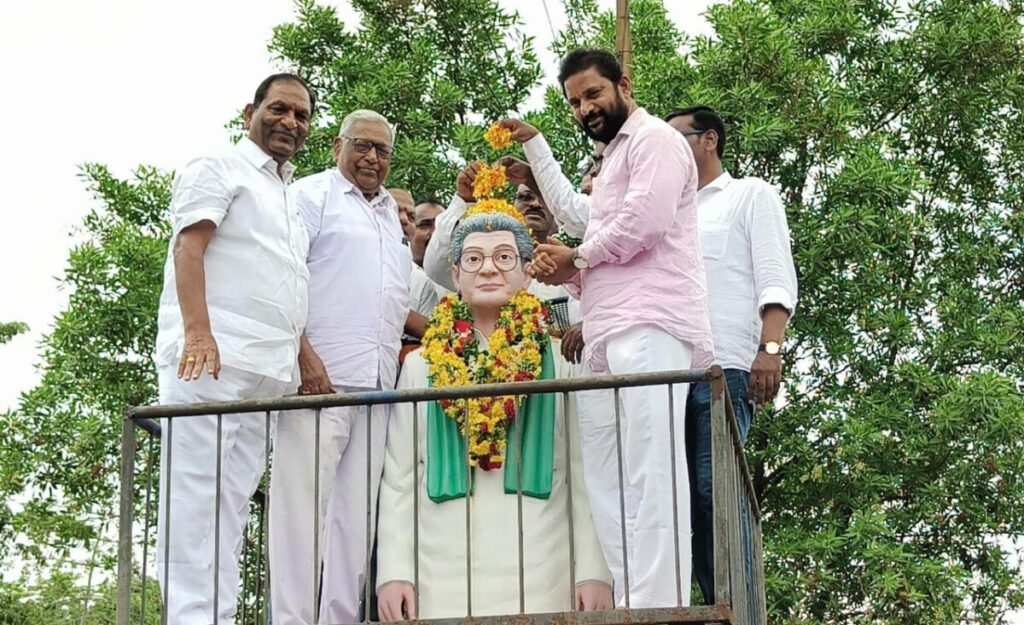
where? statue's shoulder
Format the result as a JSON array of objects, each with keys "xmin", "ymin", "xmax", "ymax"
[{"xmin": 398, "ymin": 348, "xmax": 429, "ymax": 388}]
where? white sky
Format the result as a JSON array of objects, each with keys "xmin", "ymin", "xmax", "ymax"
[{"xmin": 0, "ymin": 2, "xmax": 1019, "ymax": 621}]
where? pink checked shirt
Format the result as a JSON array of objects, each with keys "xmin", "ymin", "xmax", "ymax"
[{"xmin": 563, "ymin": 107, "xmax": 714, "ymax": 372}]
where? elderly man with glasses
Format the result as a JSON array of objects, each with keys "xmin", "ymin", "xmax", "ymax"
[{"xmin": 269, "ymin": 109, "xmax": 412, "ymax": 625}]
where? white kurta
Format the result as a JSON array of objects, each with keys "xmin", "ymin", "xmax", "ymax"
[
  {"xmin": 377, "ymin": 344, "xmax": 611, "ymax": 618},
  {"xmin": 270, "ymin": 170, "xmax": 411, "ymax": 625}
]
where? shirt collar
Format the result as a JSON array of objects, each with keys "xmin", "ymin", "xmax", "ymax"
[
  {"xmin": 617, "ymin": 106, "xmax": 648, "ymax": 138},
  {"xmin": 604, "ymin": 107, "xmax": 649, "ymax": 155},
  {"xmin": 702, "ymin": 171, "xmax": 734, "ymax": 193},
  {"xmin": 332, "ymin": 169, "xmax": 393, "ymax": 210},
  {"xmin": 237, "ymin": 137, "xmax": 295, "ymax": 182}
]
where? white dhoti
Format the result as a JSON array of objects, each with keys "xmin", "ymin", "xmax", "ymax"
[
  {"xmin": 584, "ymin": 325, "xmax": 693, "ymax": 608},
  {"xmin": 269, "ymin": 395, "xmax": 390, "ymax": 625},
  {"xmin": 156, "ymin": 364, "xmax": 288, "ymax": 625}
]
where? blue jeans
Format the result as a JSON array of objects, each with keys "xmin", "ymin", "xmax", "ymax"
[{"xmin": 685, "ymin": 369, "xmax": 753, "ymax": 605}]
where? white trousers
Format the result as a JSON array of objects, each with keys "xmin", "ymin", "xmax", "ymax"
[
  {"xmin": 573, "ymin": 362, "xmax": 625, "ymax": 601},
  {"xmin": 269, "ymin": 399, "xmax": 390, "ymax": 625},
  {"xmin": 583, "ymin": 326, "xmax": 693, "ymax": 608},
  {"xmin": 156, "ymin": 364, "xmax": 287, "ymax": 625}
]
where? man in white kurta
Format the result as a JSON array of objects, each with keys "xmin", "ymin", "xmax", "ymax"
[
  {"xmin": 377, "ymin": 210, "xmax": 612, "ymax": 620},
  {"xmin": 154, "ymin": 74, "xmax": 314, "ymax": 625},
  {"xmin": 269, "ymin": 110, "xmax": 411, "ymax": 625}
]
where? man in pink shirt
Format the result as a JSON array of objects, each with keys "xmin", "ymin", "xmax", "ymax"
[{"xmin": 528, "ymin": 48, "xmax": 714, "ymax": 608}]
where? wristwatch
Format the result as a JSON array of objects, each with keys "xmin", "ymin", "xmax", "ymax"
[
  {"xmin": 572, "ymin": 249, "xmax": 590, "ymax": 270},
  {"xmin": 758, "ymin": 341, "xmax": 782, "ymax": 355}
]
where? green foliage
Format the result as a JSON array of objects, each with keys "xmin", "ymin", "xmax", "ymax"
[
  {"xmin": 2, "ymin": 1, "xmax": 1023, "ymax": 623},
  {"xmin": 0, "ymin": 322, "xmax": 28, "ymax": 345},
  {"xmin": 0, "ymin": 164, "xmax": 169, "ymax": 564},
  {"xmin": 0, "ymin": 569, "xmax": 160, "ymax": 625},
  {"xmin": 264, "ymin": 0, "xmax": 544, "ymax": 200}
]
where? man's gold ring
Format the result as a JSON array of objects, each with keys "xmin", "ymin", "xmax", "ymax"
[{"xmin": 185, "ymin": 356, "xmax": 197, "ymax": 363}]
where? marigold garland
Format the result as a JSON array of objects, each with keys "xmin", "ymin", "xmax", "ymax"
[
  {"xmin": 422, "ymin": 291, "xmax": 551, "ymax": 470},
  {"xmin": 466, "ymin": 198, "xmax": 528, "ymax": 226},
  {"xmin": 484, "ymin": 123, "xmax": 513, "ymax": 149},
  {"xmin": 471, "ymin": 162, "xmax": 508, "ymax": 199}
]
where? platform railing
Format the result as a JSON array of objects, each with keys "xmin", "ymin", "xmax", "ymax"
[{"xmin": 115, "ymin": 365, "xmax": 764, "ymax": 625}]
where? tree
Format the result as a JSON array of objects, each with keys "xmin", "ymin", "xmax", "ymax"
[
  {"xmin": 1, "ymin": 1, "xmax": 1022, "ymax": 623},
  {"xmin": 0, "ymin": 322, "xmax": 28, "ymax": 345},
  {"xmin": 539, "ymin": 1, "xmax": 1024, "ymax": 622}
]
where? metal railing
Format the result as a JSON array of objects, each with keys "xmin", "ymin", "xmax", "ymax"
[{"xmin": 115, "ymin": 364, "xmax": 765, "ymax": 625}]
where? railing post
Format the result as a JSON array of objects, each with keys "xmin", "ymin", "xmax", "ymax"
[
  {"xmin": 116, "ymin": 412, "xmax": 137, "ymax": 625},
  {"xmin": 709, "ymin": 366, "xmax": 732, "ymax": 607}
]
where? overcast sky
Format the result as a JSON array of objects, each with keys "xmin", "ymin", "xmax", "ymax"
[{"xmin": 0, "ymin": 0, "xmax": 711, "ymax": 410}]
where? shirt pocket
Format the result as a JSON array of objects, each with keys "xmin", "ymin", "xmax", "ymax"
[{"xmin": 699, "ymin": 222, "xmax": 730, "ymax": 260}]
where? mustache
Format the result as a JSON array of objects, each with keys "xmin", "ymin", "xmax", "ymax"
[
  {"xmin": 583, "ymin": 111, "xmax": 604, "ymax": 126},
  {"xmin": 271, "ymin": 126, "xmax": 300, "ymax": 138}
]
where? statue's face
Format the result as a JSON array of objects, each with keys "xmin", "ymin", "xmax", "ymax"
[{"xmin": 452, "ymin": 231, "xmax": 530, "ymax": 312}]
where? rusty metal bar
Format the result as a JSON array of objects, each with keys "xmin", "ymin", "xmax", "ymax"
[
  {"xmin": 115, "ymin": 414, "xmax": 136, "ymax": 625},
  {"xmin": 140, "ymin": 431, "xmax": 155, "ymax": 624},
  {"xmin": 724, "ymin": 392, "xmax": 761, "ymax": 521},
  {"xmin": 213, "ymin": 414, "xmax": 223, "ymax": 623},
  {"xmin": 613, "ymin": 387, "xmax": 630, "ymax": 608},
  {"xmin": 464, "ymin": 398, "xmax": 473, "ymax": 617},
  {"xmin": 129, "ymin": 370, "xmax": 712, "ymax": 419},
  {"xmin": 413, "ymin": 400, "xmax": 421, "ymax": 618},
  {"xmin": 241, "ymin": 513, "xmax": 250, "ymax": 625},
  {"xmin": 161, "ymin": 418, "xmax": 172, "ymax": 625},
  {"xmin": 516, "ymin": 393, "xmax": 526, "ymax": 614},
  {"xmin": 373, "ymin": 605, "xmax": 734, "ymax": 625},
  {"xmin": 259, "ymin": 411, "xmax": 271, "ymax": 625},
  {"xmin": 667, "ymin": 383, "xmax": 683, "ymax": 607},
  {"xmin": 313, "ymin": 408, "xmax": 322, "ymax": 623},
  {"xmin": 562, "ymin": 390, "xmax": 577, "ymax": 611},
  {"xmin": 710, "ymin": 370, "xmax": 731, "ymax": 606},
  {"xmin": 364, "ymin": 403, "xmax": 373, "ymax": 623},
  {"xmin": 753, "ymin": 514, "xmax": 768, "ymax": 625},
  {"xmin": 731, "ymin": 459, "xmax": 749, "ymax": 625}
]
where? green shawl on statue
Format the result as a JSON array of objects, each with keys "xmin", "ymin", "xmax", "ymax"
[{"xmin": 426, "ymin": 342, "xmax": 556, "ymax": 503}]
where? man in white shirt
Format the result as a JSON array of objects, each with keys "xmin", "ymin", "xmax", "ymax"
[
  {"xmin": 390, "ymin": 187, "xmax": 416, "ymax": 242},
  {"xmin": 154, "ymin": 73, "xmax": 314, "ymax": 625},
  {"xmin": 408, "ymin": 200, "xmax": 448, "ymax": 317},
  {"xmin": 269, "ymin": 110, "xmax": 411, "ymax": 625},
  {"xmin": 665, "ymin": 106, "xmax": 798, "ymax": 604}
]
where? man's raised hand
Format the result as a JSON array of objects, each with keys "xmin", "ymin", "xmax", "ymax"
[
  {"xmin": 457, "ymin": 161, "xmax": 485, "ymax": 202},
  {"xmin": 497, "ymin": 156, "xmax": 537, "ymax": 190},
  {"xmin": 496, "ymin": 118, "xmax": 541, "ymax": 143}
]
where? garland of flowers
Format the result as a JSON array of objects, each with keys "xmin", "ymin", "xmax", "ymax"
[
  {"xmin": 485, "ymin": 123, "xmax": 513, "ymax": 149},
  {"xmin": 467, "ymin": 198, "xmax": 527, "ymax": 226},
  {"xmin": 471, "ymin": 162, "xmax": 509, "ymax": 199},
  {"xmin": 422, "ymin": 291, "xmax": 551, "ymax": 470}
]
